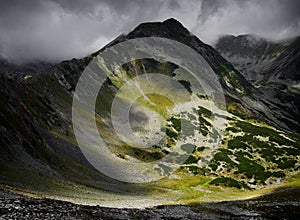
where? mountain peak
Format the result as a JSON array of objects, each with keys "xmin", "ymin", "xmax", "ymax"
[
  {"xmin": 128, "ymin": 18, "xmax": 190, "ymax": 39},
  {"xmin": 162, "ymin": 18, "xmax": 184, "ymax": 27},
  {"xmin": 98, "ymin": 18, "xmax": 253, "ymax": 97}
]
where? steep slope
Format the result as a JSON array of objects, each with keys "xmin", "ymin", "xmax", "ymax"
[
  {"xmin": 215, "ymin": 34, "xmax": 300, "ymax": 132},
  {"xmin": 258, "ymin": 37, "xmax": 300, "ymax": 84},
  {"xmin": 256, "ymin": 37, "xmax": 300, "ymax": 132},
  {"xmin": 97, "ymin": 19, "xmax": 299, "ymax": 132},
  {"xmin": 102, "ymin": 18, "xmax": 253, "ymax": 96},
  {"xmin": 215, "ymin": 34, "xmax": 289, "ymax": 83},
  {"xmin": 0, "ymin": 57, "xmax": 53, "ymax": 75},
  {"xmin": 0, "ymin": 18, "xmax": 299, "ymax": 206},
  {"xmin": 0, "ymin": 63, "xmax": 152, "ymax": 206}
]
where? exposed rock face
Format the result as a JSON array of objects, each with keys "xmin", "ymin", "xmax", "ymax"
[
  {"xmin": 215, "ymin": 34, "xmax": 300, "ymax": 131},
  {"xmin": 260, "ymin": 37, "xmax": 300, "ymax": 83},
  {"xmin": 215, "ymin": 34, "xmax": 287, "ymax": 83},
  {"xmin": 216, "ymin": 34, "xmax": 299, "ymax": 84}
]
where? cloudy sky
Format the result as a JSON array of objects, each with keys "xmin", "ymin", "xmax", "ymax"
[{"xmin": 0, "ymin": 0, "xmax": 299, "ymax": 64}]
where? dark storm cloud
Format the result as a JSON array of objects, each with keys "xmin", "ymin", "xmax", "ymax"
[
  {"xmin": 0, "ymin": 0, "xmax": 299, "ymax": 64},
  {"xmin": 195, "ymin": 0, "xmax": 300, "ymax": 43}
]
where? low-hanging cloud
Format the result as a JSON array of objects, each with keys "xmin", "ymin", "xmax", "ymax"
[{"xmin": 0, "ymin": 0, "xmax": 299, "ymax": 64}]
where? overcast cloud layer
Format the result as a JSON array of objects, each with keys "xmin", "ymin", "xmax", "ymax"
[{"xmin": 0, "ymin": 0, "xmax": 299, "ymax": 64}]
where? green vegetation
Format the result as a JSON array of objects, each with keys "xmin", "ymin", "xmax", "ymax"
[
  {"xmin": 184, "ymin": 155, "xmax": 198, "ymax": 164},
  {"xmin": 277, "ymin": 159, "xmax": 297, "ymax": 169},
  {"xmin": 220, "ymin": 63, "xmax": 245, "ymax": 94},
  {"xmin": 227, "ymin": 139, "xmax": 251, "ymax": 150},
  {"xmin": 195, "ymin": 106, "xmax": 213, "ymax": 136},
  {"xmin": 188, "ymin": 166, "xmax": 201, "ymax": 175},
  {"xmin": 198, "ymin": 106, "xmax": 212, "ymax": 118},
  {"xmin": 209, "ymin": 177, "xmax": 248, "ymax": 189},
  {"xmin": 198, "ymin": 116, "xmax": 211, "ymax": 136},
  {"xmin": 204, "ymin": 117, "xmax": 300, "ymax": 189},
  {"xmin": 225, "ymin": 126, "xmax": 241, "ymax": 133},
  {"xmin": 170, "ymin": 117, "xmax": 181, "ymax": 132},
  {"xmin": 165, "ymin": 127, "xmax": 179, "ymax": 139},
  {"xmin": 225, "ymin": 96, "xmax": 253, "ymax": 120},
  {"xmin": 234, "ymin": 153, "xmax": 267, "ymax": 181},
  {"xmin": 112, "ymin": 144, "xmax": 165, "ymax": 162},
  {"xmin": 120, "ymin": 58, "xmax": 179, "ymax": 79}
]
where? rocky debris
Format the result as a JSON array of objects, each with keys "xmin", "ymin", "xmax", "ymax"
[{"xmin": 0, "ymin": 187, "xmax": 299, "ymax": 219}]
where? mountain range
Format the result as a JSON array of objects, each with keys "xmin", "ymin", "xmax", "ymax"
[
  {"xmin": 216, "ymin": 34, "xmax": 300, "ymax": 132},
  {"xmin": 0, "ymin": 18, "xmax": 299, "ymax": 208}
]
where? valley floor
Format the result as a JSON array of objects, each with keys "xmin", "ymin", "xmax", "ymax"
[{"xmin": 0, "ymin": 187, "xmax": 299, "ymax": 219}]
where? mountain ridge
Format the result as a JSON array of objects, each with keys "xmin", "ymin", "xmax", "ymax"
[
  {"xmin": 215, "ymin": 33, "xmax": 300, "ymax": 132},
  {"xmin": 99, "ymin": 18, "xmax": 254, "ymax": 97},
  {"xmin": 0, "ymin": 18, "xmax": 299, "ymax": 207},
  {"xmin": 215, "ymin": 34, "xmax": 287, "ymax": 83}
]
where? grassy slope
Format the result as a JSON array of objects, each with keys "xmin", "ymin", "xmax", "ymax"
[{"xmin": 0, "ymin": 55, "xmax": 299, "ymax": 207}]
